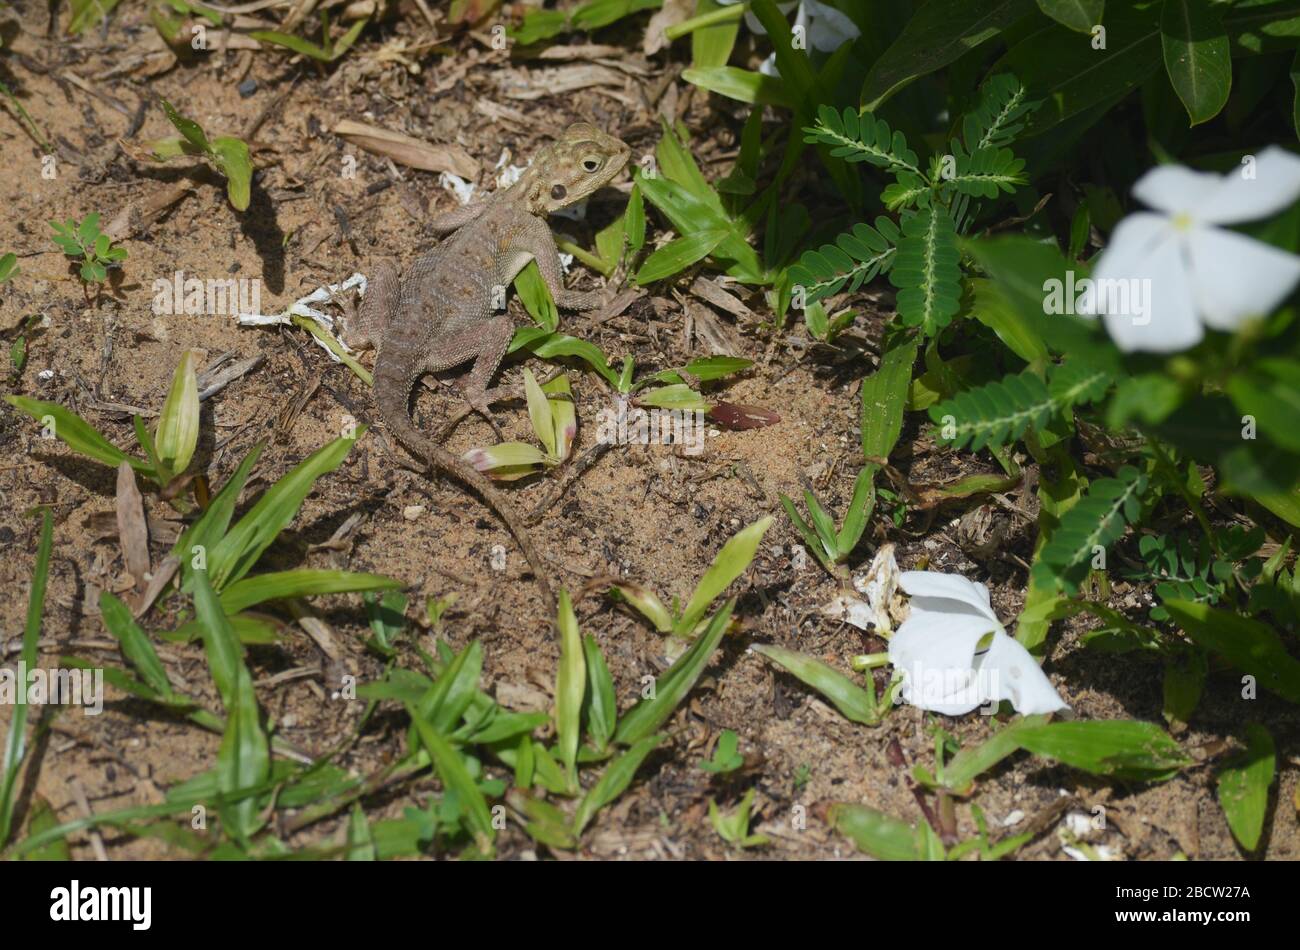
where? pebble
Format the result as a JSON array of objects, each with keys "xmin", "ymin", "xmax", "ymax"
[{"xmin": 402, "ymin": 505, "xmax": 425, "ymax": 521}]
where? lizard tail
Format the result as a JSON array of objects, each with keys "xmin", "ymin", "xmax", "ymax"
[{"xmin": 374, "ymin": 356, "xmax": 555, "ymax": 610}]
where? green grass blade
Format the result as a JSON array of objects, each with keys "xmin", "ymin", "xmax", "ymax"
[
  {"xmin": 208, "ymin": 431, "xmax": 360, "ymax": 589},
  {"xmin": 5, "ymin": 396, "xmax": 147, "ymax": 472},
  {"xmin": 0, "ymin": 508, "xmax": 53, "ymax": 845},
  {"xmin": 677, "ymin": 517, "xmax": 771, "ymax": 633},
  {"xmin": 615, "ymin": 600, "xmax": 734, "ymax": 745},
  {"xmin": 752, "ymin": 644, "xmax": 878, "ymax": 725},
  {"xmin": 572, "ymin": 734, "xmax": 663, "ymax": 835},
  {"xmin": 219, "ymin": 569, "xmax": 400, "ymax": 613},
  {"xmin": 404, "ymin": 704, "xmax": 495, "ymax": 854}
]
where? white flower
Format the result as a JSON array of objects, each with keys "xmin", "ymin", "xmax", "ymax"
[
  {"xmin": 1081, "ymin": 147, "xmax": 1300, "ymax": 353},
  {"xmin": 717, "ymin": 0, "xmax": 860, "ymax": 77},
  {"xmin": 888, "ymin": 571, "xmax": 1069, "ymax": 716}
]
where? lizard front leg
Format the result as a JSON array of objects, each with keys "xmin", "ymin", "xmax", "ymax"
[
  {"xmin": 430, "ymin": 200, "xmax": 488, "ymax": 236},
  {"xmin": 519, "ymin": 216, "xmax": 606, "ymax": 311}
]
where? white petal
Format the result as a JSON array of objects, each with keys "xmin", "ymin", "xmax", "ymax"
[
  {"xmin": 1132, "ymin": 164, "xmax": 1221, "ymax": 215},
  {"xmin": 898, "ymin": 571, "xmax": 998, "ymax": 623},
  {"xmin": 1093, "ymin": 217, "xmax": 1202, "ymax": 353},
  {"xmin": 1187, "ymin": 225, "xmax": 1300, "ymax": 330},
  {"xmin": 976, "ymin": 630, "xmax": 1069, "ymax": 715},
  {"xmin": 757, "ymin": 51, "xmax": 780, "ymax": 77},
  {"xmin": 888, "ymin": 609, "xmax": 1001, "ymax": 716},
  {"xmin": 804, "ymin": 0, "xmax": 860, "ymax": 51},
  {"xmin": 1082, "ymin": 212, "xmax": 1169, "ymax": 315},
  {"xmin": 1197, "ymin": 147, "xmax": 1300, "ymax": 225}
]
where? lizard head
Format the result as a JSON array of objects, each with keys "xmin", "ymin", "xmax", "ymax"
[{"xmin": 522, "ymin": 122, "xmax": 631, "ymax": 215}]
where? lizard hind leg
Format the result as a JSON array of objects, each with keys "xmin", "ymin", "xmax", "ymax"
[
  {"xmin": 345, "ymin": 259, "xmax": 401, "ymax": 351},
  {"xmin": 425, "ymin": 314, "xmax": 516, "ymax": 439}
]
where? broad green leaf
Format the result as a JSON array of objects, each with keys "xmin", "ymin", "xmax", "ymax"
[
  {"xmin": 637, "ymin": 383, "xmax": 710, "ymax": 413},
  {"xmin": 155, "ymin": 350, "xmax": 199, "ymax": 477},
  {"xmin": 1014, "ymin": 720, "xmax": 1190, "ymax": 781},
  {"xmin": 542, "ymin": 373, "xmax": 576, "ymax": 461},
  {"xmin": 861, "ymin": 0, "xmax": 1036, "ymax": 110},
  {"xmin": 173, "ymin": 441, "xmax": 264, "ymax": 562},
  {"xmin": 829, "ymin": 803, "xmax": 920, "ymax": 860},
  {"xmin": 615, "ymin": 600, "xmax": 733, "ymax": 744},
  {"xmin": 837, "ymin": 466, "xmax": 877, "ymax": 559},
  {"xmin": 1216, "ymin": 723, "xmax": 1275, "ymax": 852},
  {"xmin": 861, "ymin": 334, "xmax": 918, "ymax": 462},
  {"xmin": 522, "ymin": 367, "xmax": 555, "ymax": 458},
  {"xmin": 1036, "ymin": 0, "xmax": 1102, "ymax": 32},
  {"xmin": 939, "ymin": 716, "xmax": 1048, "ymax": 794},
  {"xmin": 624, "ymin": 184, "xmax": 646, "ymax": 254},
  {"xmin": 968, "ymin": 278, "xmax": 1049, "ymax": 363},
  {"xmin": 582, "ymin": 634, "xmax": 617, "ymax": 752},
  {"xmin": 210, "ymin": 136, "xmax": 253, "ymax": 211},
  {"xmin": 248, "ymin": 29, "xmax": 331, "ymax": 60},
  {"xmin": 555, "ymin": 590, "xmax": 586, "ymax": 784},
  {"xmin": 634, "ymin": 229, "xmax": 727, "ymax": 284},
  {"xmin": 678, "ymin": 517, "xmax": 771, "ymax": 633},
  {"xmin": 99, "ymin": 591, "xmax": 175, "ymax": 700},
  {"xmin": 161, "ymin": 98, "xmax": 209, "ymax": 152},
  {"xmin": 752, "ymin": 645, "xmax": 877, "ymax": 725},
  {"xmin": 510, "ymin": 327, "xmax": 619, "ymax": 387},
  {"xmin": 681, "ymin": 66, "xmax": 792, "ymax": 107},
  {"xmin": 463, "ymin": 441, "xmax": 550, "ymax": 480},
  {"xmin": 690, "ymin": 0, "xmax": 743, "ymax": 68},
  {"xmin": 999, "ymin": 4, "xmax": 1161, "ymax": 138},
  {"xmin": 636, "ymin": 171, "xmax": 765, "ymax": 283},
  {"xmin": 1163, "ymin": 600, "xmax": 1300, "ymax": 704},
  {"xmin": 1162, "ymin": 0, "xmax": 1232, "ymax": 126}
]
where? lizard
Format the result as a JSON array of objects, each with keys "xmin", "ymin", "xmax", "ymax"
[{"xmin": 345, "ymin": 122, "xmax": 631, "ymax": 609}]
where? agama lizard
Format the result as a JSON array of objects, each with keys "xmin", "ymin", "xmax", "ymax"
[{"xmin": 346, "ymin": 123, "xmax": 631, "ymax": 608}]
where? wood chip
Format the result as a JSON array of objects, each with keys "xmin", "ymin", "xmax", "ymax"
[
  {"xmin": 497, "ymin": 64, "xmax": 628, "ymax": 101},
  {"xmin": 689, "ymin": 276, "xmax": 759, "ymax": 324},
  {"xmin": 332, "ymin": 119, "xmax": 479, "ymax": 178},
  {"xmin": 135, "ymin": 555, "xmax": 180, "ymax": 619},
  {"xmin": 115, "ymin": 462, "xmax": 150, "ymax": 591}
]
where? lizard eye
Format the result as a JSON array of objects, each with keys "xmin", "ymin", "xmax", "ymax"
[
  {"xmin": 550, "ymin": 184, "xmax": 567, "ymax": 200},
  {"xmin": 581, "ymin": 155, "xmax": 602, "ymax": 173}
]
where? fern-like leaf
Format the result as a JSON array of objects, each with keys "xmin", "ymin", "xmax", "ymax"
[
  {"xmin": 804, "ymin": 105, "xmax": 922, "ymax": 178},
  {"xmin": 961, "ymin": 74, "xmax": 1038, "ymax": 152},
  {"xmin": 882, "ymin": 171, "xmax": 930, "ymax": 211},
  {"xmin": 787, "ymin": 217, "xmax": 900, "ymax": 304},
  {"xmin": 1032, "ymin": 466, "xmax": 1149, "ymax": 595},
  {"xmin": 930, "ymin": 369, "xmax": 1053, "ymax": 451},
  {"xmin": 891, "ymin": 205, "xmax": 960, "ymax": 335},
  {"xmin": 931, "ymin": 358, "xmax": 1112, "ymax": 451},
  {"xmin": 1048, "ymin": 358, "xmax": 1112, "ymax": 408},
  {"xmin": 944, "ymin": 146, "xmax": 1026, "ymax": 199}
]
